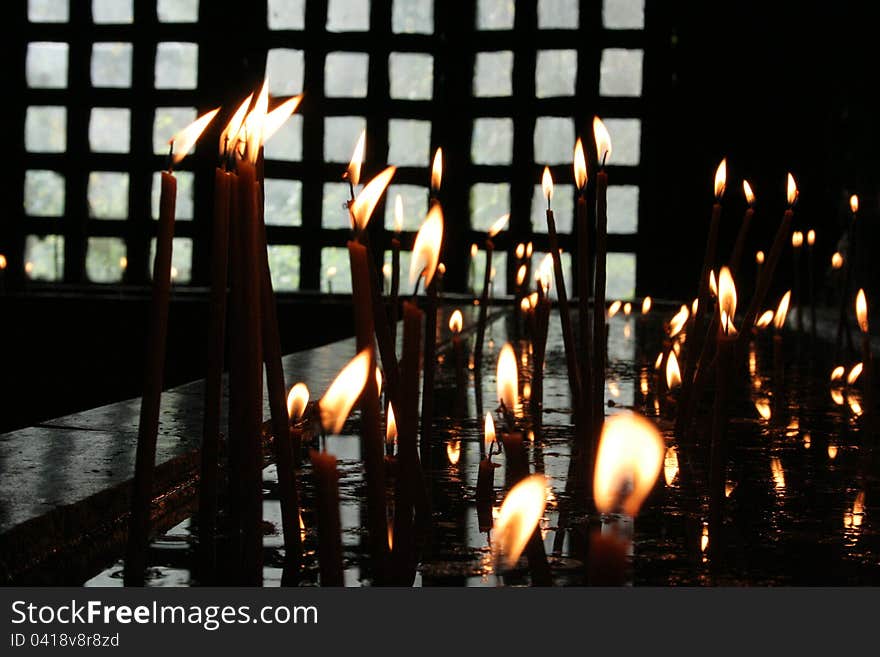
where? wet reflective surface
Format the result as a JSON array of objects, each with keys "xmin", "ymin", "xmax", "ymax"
[{"xmin": 86, "ymin": 307, "xmax": 880, "ymax": 586}]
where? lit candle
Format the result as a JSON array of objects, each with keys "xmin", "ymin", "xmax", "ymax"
[
  {"xmin": 574, "ymin": 139, "xmax": 593, "ymax": 422},
  {"xmin": 592, "ymin": 118, "xmax": 613, "ymax": 443},
  {"xmin": 791, "ymin": 230, "xmax": 804, "ymax": 334},
  {"xmin": 125, "ymin": 108, "xmax": 218, "ymax": 586},
  {"xmin": 449, "ymin": 309, "xmax": 467, "ymax": 415},
  {"xmin": 729, "ymin": 180, "xmax": 755, "ymax": 277},
  {"xmin": 772, "ymin": 290, "xmax": 792, "ymax": 389},
  {"xmin": 856, "ymin": 289, "xmax": 875, "ymax": 439},
  {"xmin": 476, "ymin": 412, "xmax": 499, "ymax": 531},
  {"xmin": 473, "ymin": 214, "xmax": 508, "ymax": 383},
  {"xmin": 807, "ymin": 228, "xmax": 817, "ymax": 346},
  {"xmin": 531, "ymin": 257, "xmax": 553, "ymax": 422}
]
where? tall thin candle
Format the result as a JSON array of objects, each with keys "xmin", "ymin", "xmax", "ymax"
[{"xmin": 592, "ymin": 118, "xmax": 613, "ymax": 443}]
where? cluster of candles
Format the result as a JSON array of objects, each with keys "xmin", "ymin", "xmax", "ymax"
[{"xmin": 121, "ymin": 75, "xmax": 874, "ymax": 585}]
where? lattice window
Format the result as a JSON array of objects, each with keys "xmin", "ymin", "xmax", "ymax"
[{"xmin": 13, "ymin": 0, "xmax": 648, "ymax": 299}]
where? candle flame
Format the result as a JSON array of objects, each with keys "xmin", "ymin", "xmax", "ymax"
[
  {"xmin": 470, "ymin": 243, "xmax": 479, "ymax": 259},
  {"xmin": 319, "ymin": 349, "xmax": 371, "ymax": 435},
  {"xmin": 668, "ymin": 304, "xmax": 689, "ymax": 337},
  {"xmin": 608, "ymin": 300, "xmax": 622, "ymax": 318},
  {"xmin": 449, "ymin": 309, "xmax": 463, "ymax": 334},
  {"xmin": 714, "ymin": 158, "xmax": 727, "ymax": 199},
  {"xmin": 386, "ymin": 404, "xmax": 397, "ymax": 446},
  {"xmin": 286, "ymin": 382, "xmax": 310, "ymax": 421},
  {"xmin": 0, "ymin": 254, "xmax": 6, "ymax": 270},
  {"xmin": 375, "ymin": 367, "xmax": 383, "ymax": 393},
  {"xmin": 692, "ymin": 298, "xmax": 699, "ymax": 315},
  {"xmin": 756, "ymin": 250, "xmax": 765, "ymax": 265},
  {"xmin": 593, "ymin": 413, "xmax": 664, "ymax": 516},
  {"xmin": 773, "ymin": 291, "xmax": 791, "ymax": 331},
  {"xmin": 484, "ymin": 412, "xmax": 496, "ymax": 453},
  {"xmin": 243, "ymin": 80, "xmax": 269, "ymax": 164},
  {"xmin": 542, "ymin": 167, "xmax": 554, "ymax": 203},
  {"xmin": 351, "ymin": 166, "xmax": 396, "ymax": 232},
  {"xmin": 520, "ymin": 298, "xmax": 531, "ymax": 313},
  {"xmin": 832, "ymin": 252, "xmax": 843, "ymax": 270},
  {"xmin": 807, "ymin": 229, "xmax": 815, "ymax": 246},
  {"xmin": 831, "ymin": 388, "xmax": 845, "ymax": 406},
  {"xmin": 488, "ymin": 213, "xmax": 509, "ymax": 238},
  {"xmin": 537, "ymin": 254, "xmax": 553, "ymax": 293},
  {"xmin": 786, "ymin": 172, "xmax": 798, "ymax": 206},
  {"xmin": 494, "ymin": 474, "xmax": 547, "ymax": 569},
  {"xmin": 263, "ymin": 94, "xmax": 303, "ymax": 143},
  {"xmin": 718, "ymin": 266, "xmax": 737, "ymax": 334},
  {"xmin": 830, "ymin": 365, "xmax": 845, "ymax": 382},
  {"xmin": 526, "ymin": 242, "xmax": 533, "ymax": 258},
  {"xmin": 756, "ymin": 310, "xmax": 775, "ymax": 329},
  {"xmin": 574, "ymin": 138, "xmax": 588, "ymax": 190},
  {"xmin": 497, "ymin": 343, "xmax": 519, "ymax": 412},
  {"xmin": 743, "ymin": 179, "xmax": 755, "ymax": 205},
  {"xmin": 409, "ymin": 204, "xmax": 444, "ymax": 288},
  {"xmin": 791, "ymin": 231, "xmax": 803, "ymax": 248},
  {"xmin": 447, "ymin": 439, "xmax": 461, "ymax": 466},
  {"xmin": 623, "ymin": 302, "xmax": 632, "ymax": 316},
  {"xmin": 755, "ymin": 399, "xmax": 772, "ymax": 420},
  {"xmin": 856, "ymin": 288, "xmax": 868, "ymax": 333},
  {"xmin": 666, "ymin": 350, "xmax": 681, "ymax": 390},
  {"xmin": 528, "ymin": 292, "xmax": 539, "ymax": 309},
  {"xmin": 219, "ymin": 93, "xmax": 253, "ymax": 156},
  {"xmin": 516, "ymin": 264, "xmax": 527, "ymax": 287},
  {"xmin": 641, "ymin": 296, "xmax": 652, "ymax": 314},
  {"xmin": 170, "ymin": 108, "xmax": 220, "ymax": 166},
  {"xmin": 847, "ymin": 362, "xmax": 863, "ymax": 385},
  {"xmin": 849, "ymin": 395, "xmax": 863, "ymax": 416},
  {"xmin": 515, "ymin": 243, "xmax": 525, "ymax": 259},
  {"xmin": 828, "ymin": 445, "xmax": 838, "ymax": 459},
  {"xmin": 850, "ymin": 194, "xmax": 859, "ymax": 214},
  {"xmin": 347, "ymin": 130, "xmax": 366, "ymax": 187},
  {"xmin": 664, "ymin": 446, "xmax": 679, "ymax": 486},
  {"xmin": 431, "ymin": 147, "xmax": 443, "ymax": 192},
  {"xmin": 708, "ymin": 270, "xmax": 717, "ymax": 298},
  {"xmin": 654, "ymin": 352, "xmax": 663, "ymax": 370},
  {"xmin": 593, "ymin": 116, "xmax": 612, "ymax": 165}
]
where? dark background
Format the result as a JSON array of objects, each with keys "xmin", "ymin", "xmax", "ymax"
[{"xmin": 3, "ymin": 0, "xmax": 879, "ymax": 432}]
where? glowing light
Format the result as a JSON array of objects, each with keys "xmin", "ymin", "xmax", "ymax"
[
  {"xmin": 623, "ymin": 302, "xmax": 632, "ymax": 316},
  {"xmin": 668, "ymin": 305, "xmax": 689, "ymax": 337},
  {"xmin": 386, "ymin": 404, "xmax": 398, "ymax": 446},
  {"xmin": 494, "ymin": 474, "xmax": 548, "ymax": 569},
  {"xmin": 170, "ymin": 108, "xmax": 220, "ymax": 166},
  {"xmin": 714, "ymin": 158, "xmax": 727, "ymax": 199},
  {"xmin": 347, "ymin": 130, "xmax": 366, "ymax": 187},
  {"xmin": 447, "ymin": 439, "xmax": 461, "ymax": 466},
  {"xmin": 593, "ymin": 116, "xmax": 612, "ymax": 165},
  {"xmin": 755, "ymin": 399, "xmax": 772, "ymax": 420},
  {"xmin": 574, "ymin": 138, "xmax": 588, "ymax": 190},
  {"xmin": 666, "ymin": 350, "xmax": 681, "ymax": 390},
  {"xmin": 786, "ymin": 172, "xmax": 798, "ymax": 206},
  {"xmin": 484, "ymin": 412, "xmax": 496, "ymax": 453},
  {"xmin": 409, "ymin": 204, "xmax": 444, "ymax": 289},
  {"xmin": 709, "ymin": 270, "xmax": 717, "ymax": 298},
  {"xmin": 488, "ymin": 213, "xmax": 509, "ymax": 238},
  {"xmin": 351, "ymin": 166, "xmax": 396, "ymax": 232},
  {"xmin": 831, "ymin": 389, "xmax": 845, "ymax": 406},
  {"xmin": 664, "ymin": 446, "xmax": 679, "ymax": 486},
  {"xmin": 286, "ymin": 383, "xmax": 309, "ymax": 421},
  {"xmin": 847, "ymin": 362, "xmax": 863, "ymax": 385},
  {"xmin": 516, "ymin": 264, "xmax": 527, "ymax": 287},
  {"xmin": 770, "ymin": 457, "xmax": 786, "ymax": 490},
  {"xmin": 608, "ymin": 300, "xmax": 622, "ymax": 318},
  {"xmin": 537, "ymin": 254, "xmax": 554, "ymax": 293},
  {"xmin": 542, "ymin": 167, "xmax": 554, "ymax": 205},
  {"xmin": 756, "ymin": 250, "xmax": 765, "ymax": 265},
  {"xmin": 654, "ymin": 352, "xmax": 664, "ymax": 370},
  {"xmin": 850, "ymin": 194, "xmax": 859, "ymax": 214},
  {"xmin": 830, "ymin": 366, "xmax": 845, "ymax": 382},
  {"xmin": 773, "ymin": 291, "xmax": 791, "ymax": 331},
  {"xmin": 319, "ymin": 350, "xmax": 371, "ymax": 435},
  {"xmin": 856, "ymin": 289, "xmax": 868, "ymax": 333},
  {"xmin": 828, "ymin": 445, "xmax": 838, "ymax": 459},
  {"xmin": 431, "ymin": 147, "xmax": 443, "ymax": 192},
  {"xmin": 449, "ymin": 309, "xmax": 463, "ymax": 334},
  {"xmin": 242, "ymin": 80, "xmax": 269, "ymax": 165},
  {"xmin": 219, "ymin": 93, "xmax": 253, "ymax": 157},
  {"xmin": 832, "ymin": 252, "xmax": 844, "ymax": 270},
  {"xmin": 515, "ymin": 243, "xmax": 525, "ymax": 260},
  {"xmin": 497, "ymin": 343, "xmax": 519, "ymax": 412},
  {"xmin": 393, "ymin": 194, "xmax": 404, "ymax": 232},
  {"xmin": 743, "ymin": 179, "xmax": 755, "ymax": 205},
  {"xmin": 791, "ymin": 231, "xmax": 803, "ymax": 248},
  {"xmin": 807, "ymin": 229, "xmax": 815, "ymax": 247},
  {"xmin": 642, "ymin": 296, "xmax": 652, "ymax": 314},
  {"xmin": 263, "ymin": 95, "xmax": 303, "ymax": 143}
]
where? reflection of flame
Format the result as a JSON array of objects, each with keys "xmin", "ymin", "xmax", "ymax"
[
  {"xmin": 488, "ymin": 213, "xmax": 509, "ymax": 238},
  {"xmin": 773, "ymin": 291, "xmax": 791, "ymax": 331},
  {"xmin": 494, "ymin": 474, "xmax": 547, "ymax": 569},
  {"xmin": 642, "ymin": 296, "xmax": 652, "ymax": 314},
  {"xmin": 856, "ymin": 289, "xmax": 868, "ymax": 333},
  {"xmin": 347, "ymin": 130, "xmax": 366, "ymax": 187},
  {"xmin": 749, "ymin": 344, "xmax": 757, "ymax": 376},
  {"xmin": 666, "ymin": 351, "xmax": 681, "ymax": 390},
  {"xmin": 386, "ymin": 404, "xmax": 397, "ymax": 446},
  {"xmin": 664, "ymin": 446, "xmax": 679, "ymax": 486},
  {"xmin": 743, "ymin": 179, "xmax": 755, "ymax": 205},
  {"xmin": 830, "ymin": 365, "xmax": 845, "ymax": 382},
  {"xmin": 725, "ymin": 482, "xmax": 736, "ymax": 498},
  {"xmin": 701, "ymin": 523, "xmax": 709, "ymax": 553},
  {"xmin": 756, "ymin": 250, "xmax": 765, "ymax": 265},
  {"xmin": 831, "ymin": 252, "xmax": 843, "ymax": 269},
  {"xmin": 449, "ymin": 309, "xmax": 463, "ymax": 334},
  {"xmin": 484, "ymin": 412, "xmax": 496, "ymax": 453},
  {"xmin": 447, "ymin": 439, "xmax": 461, "ymax": 466},
  {"xmin": 756, "ymin": 310, "xmax": 774, "ymax": 329},
  {"xmin": 669, "ymin": 304, "xmax": 689, "ymax": 337},
  {"xmin": 770, "ymin": 457, "xmax": 786, "ymax": 490},
  {"xmin": 847, "ymin": 362, "xmax": 863, "ymax": 384},
  {"xmin": 640, "ymin": 371, "xmax": 649, "ymax": 396},
  {"xmin": 409, "ymin": 204, "xmax": 444, "ymax": 288},
  {"xmin": 848, "ymin": 396, "xmax": 862, "ymax": 416},
  {"xmin": 351, "ymin": 166, "xmax": 396, "ymax": 232},
  {"xmin": 574, "ymin": 138, "xmax": 588, "ymax": 190},
  {"xmin": 608, "ymin": 300, "xmax": 622, "ymax": 318},
  {"xmin": 714, "ymin": 158, "xmax": 727, "ymax": 199},
  {"xmin": 718, "ymin": 266, "xmax": 737, "ymax": 334},
  {"xmin": 691, "ymin": 298, "xmax": 699, "ymax": 316},
  {"xmin": 828, "ymin": 445, "xmax": 838, "ymax": 459},
  {"xmin": 786, "ymin": 172, "xmax": 798, "ymax": 206},
  {"xmin": 593, "ymin": 116, "xmax": 612, "ymax": 165},
  {"xmin": 286, "ymin": 382, "xmax": 309, "ymax": 421},
  {"xmin": 593, "ymin": 413, "xmax": 664, "ymax": 516},
  {"xmin": 263, "ymin": 95, "xmax": 303, "ymax": 143},
  {"xmin": 497, "ymin": 343, "xmax": 519, "ymax": 411},
  {"xmin": 755, "ymin": 399, "xmax": 772, "ymax": 420},
  {"xmin": 431, "ymin": 147, "xmax": 443, "ymax": 192},
  {"xmin": 831, "ymin": 388, "xmax": 845, "ymax": 406},
  {"xmin": 520, "ymin": 298, "xmax": 531, "ymax": 313},
  {"xmin": 807, "ymin": 229, "xmax": 815, "ymax": 247},
  {"xmin": 850, "ymin": 194, "xmax": 859, "ymax": 214},
  {"xmin": 526, "ymin": 242, "xmax": 533, "ymax": 258},
  {"xmin": 852, "ymin": 491, "xmax": 865, "ymax": 527},
  {"xmin": 170, "ymin": 108, "xmax": 220, "ymax": 165},
  {"xmin": 319, "ymin": 349, "xmax": 371, "ymax": 434}
]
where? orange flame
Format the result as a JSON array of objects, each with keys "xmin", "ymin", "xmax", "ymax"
[
  {"xmin": 219, "ymin": 93, "xmax": 253, "ymax": 156},
  {"xmin": 831, "ymin": 388, "xmax": 845, "ymax": 406},
  {"xmin": 755, "ymin": 399, "xmax": 772, "ymax": 420},
  {"xmin": 515, "ymin": 243, "xmax": 525, "ymax": 259},
  {"xmin": 351, "ymin": 166, "xmax": 396, "ymax": 232},
  {"xmin": 756, "ymin": 310, "xmax": 775, "ymax": 329},
  {"xmin": 494, "ymin": 474, "xmax": 547, "ymax": 569},
  {"xmin": 593, "ymin": 116, "xmax": 612, "ymax": 165},
  {"xmin": 263, "ymin": 95, "xmax": 303, "ymax": 143},
  {"xmin": 243, "ymin": 80, "xmax": 269, "ymax": 164},
  {"xmin": 526, "ymin": 242, "xmax": 533, "ymax": 258},
  {"xmin": 714, "ymin": 158, "xmax": 727, "ymax": 199},
  {"xmin": 756, "ymin": 250, "xmax": 765, "ymax": 265},
  {"xmin": 386, "ymin": 404, "xmax": 398, "ymax": 446},
  {"xmin": 520, "ymin": 298, "xmax": 531, "ymax": 313},
  {"xmin": 773, "ymin": 291, "xmax": 791, "ymax": 331},
  {"xmin": 850, "ymin": 194, "xmax": 859, "ymax": 214},
  {"xmin": 807, "ymin": 229, "xmax": 815, "ymax": 247},
  {"xmin": 786, "ymin": 172, "xmax": 798, "ymax": 206},
  {"xmin": 449, "ymin": 309, "xmax": 463, "ymax": 334},
  {"xmin": 743, "ymin": 179, "xmax": 755, "ymax": 205},
  {"xmin": 709, "ymin": 270, "xmax": 718, "ymax": 298},
  {"xmin": 666, "ymin": 350, "xmax": 681, "ymax": 390},
  {"xmin": 409, "ymin": 204, "xmax": 444, "ymax": 288},
  {"xmin": 654, "ymin": 352, "xmax": 664, "ymax": 370},
  {"xmin": 832, "ymin": 252, "xmax": 843, "ymax": 270},
  {"xmin": 830, "ymin": 365, "xmax": 845, "ymax": 382},
  {"xmin": 375, "ymin": 367, "xmax": 383, "ymax": 393},
  {"xmin": 668, "ymin": 304, "xmax": 689, "ymax": 337},
  {"xmin": 542, "ymin": 167, "xmax": 554, "ymax": 204},
  {"xmin": 470, "ymin": 243, "xmax": 479, "ymax": 259},
  {"xmin": 528, "ymin": 292, "xmax": 539, "ymax": 308},
  {"xmin": 347, "ymin": 130, "xmax": 366, "ymax": 187},
  {"xmin": 608, "ymin": 300, "xmax": 622, "ymax": 318},
  {"xmin": 664, "ymin": 446, "xmax": 679, "ymax": 486},
  {"xmin": 574, "ymin": 138, "xmax": 588, "ymax": 190},
  {"xmin": 497, "ymin": 343, "xmax": 519, "ymax": 411},
  {"xmin": 488, "ymin": 213, "xmax": 509, "ymax": 238},
  {"xmin": 624, "ymin": 302, "xmax": 632, "ymax": 316},
  {"xmin": 286, "ymin": 382, "xmax": 309, "ymax": 421},
  {"xmin": 537, "ymin": 254, "xmax": 553, "ymax": 293},
  {"xmin": 856, "ymin": 289, "xmax": 868, "ymax": 333},
  {"xmin": 828, "ymin": 444, "xmax": 839, "ymax": 459},
  {"xmin": 484, "ymin": 412, "xmax": 496, "ymax": 453},
  {"xmin": 0, "ymin": 254, "xmax": 7, "ymax": 270},
  {"xmin": 516, "ymin": 264, "xmax": 527, "ymax": 287},
  {"xmin": 319, "ymin": 349, "xmax": 371, "ymax": 434},
  {"xmin": 791, "ymin": 231, "xmax": 803, "ymax": 248},
  {"xmin": 170, "ymin": 108, "xmax": 220, "ymax": 166},
  {"xmin": 718, "ymin": 266, "xmax": 737, "ymax": 335},
  {"xmin": 447, "ymin": 440, "xmax": 461, "ymax": 466},
  {"xmin": 431, "ymin": 147, "xmax": 443, "ymax": 192},
  {"xmin": 642, "ymin": 296, "xmax": 652, "ymax": 314},
  {"xmin": 847, "ymin": 362, "xmax": 863, "ymax": 385}
]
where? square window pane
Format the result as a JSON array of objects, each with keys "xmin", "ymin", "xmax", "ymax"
[
  {"xmin": 603, "ymin": 0, "xmax": 645, "ymax": 29},
  {"xmin": 382, "ymin": 250, "xmax": 413, "ymax": 294},
  {"xmin": 25, "ymin": 106, "xmax": 66, "ymax": 153},
  {"xmin": 477, "ymin": 0, "xmax": 514, "ymax": 30},
  {"xmin": 267, "ymin": 49, "xmax": 304, "ymax": 96},
  {"xmin": 474, "ymin": 51, "xmax": 513, "ymax": 97},
  {"xmin": 93, "ymin": 0, "xmax": 132, "ymax": 23},
  {"xmin": 606, "ymin": 252, "xmax": 636, "ymax": 299},
  {"xmin": 534, "ymin": 117, "xmax": 574, "ymax": 164},
  {"xmin": 322, "ymin": 247, "xmax": 352, "ymax": 293},
  {"xmin": 322, "ymin": 182, "xmax": 353, "ymax": 229},
  {"xmin": 472, "ymin": 118, "xmax": 513, "ymax": 164},
  {"xmin": 388, "ymin": 119, "xmax": 431, "ymax": 167},
  {"xmin": 155, "ymin": 42, "xmax": 198, "ymax": 89},
  {"xmin": 473, "ymin": 250, "xmax": 508, "ymax": 296},
  {"xmin": 29, "ymin": 0, "xmax": 68, "ymax": 22},
  {"xmin": 89, "ymin": 108, "xmax": 130, "ymax": 153},
  {"xmin": 470, "ymin": 183, "xmax": 510, "ymax": 231},
  {"xmin": 531, "ymin": 183, "xmax": 573, "ymax": 233},
  {"xmin": 92, "ymin": 42, "xmax": 133, "ymax": 88},
  {"xmin": 324, "ymin": 116, "xmax": 366, "ymax": 162},
  {"xmin": 600, "ymin": 48, "xmax": 643, "ymax": 97},
  {"xmin": 536, "ymin": 50, "xmax": 576, "ymax": 97},
  {"xmin": 389, "ymin": 53, "xmax": 433, "ymax": 100},
  {"xmin": 384, "ymin": 185, "xmax": 428, "ymax": 231},
  {"xmin": 531, "ymin": 251, "xmax": 571, "ymax": 301},
  {"xmin": 325, "ymin": 52, "xmax": 369, "ymax": 97},
  {"xmin": 327, "ymin": 0, "xmax": 369, "ymax": 32},
  {"xmin": 267, "ymin": 245, "xmax": 301, "ymax": 291},
  {"xmin": 538, "ymin": 0, "xmax": 578, "ymax": 28},
  {"xmin": 153, "ymin": 107, "xmax": 197, "ymax": 154},
  {"xmin": 264, "ymin": 179, "xmax": 302, "ymax": 226},
  {"xmin": 607, "ymin": 185, "xmax": 638, "ymax": 234},
  {"xmin": 264, "ymin": 114, "xmax": 303, "ymax": 161},
  {"xmin": 393, "ymin": 0, "xmax": 433, "ymax": 34},
  {"xmin": 27, "ymin": 42, "xmax": 68, "ymax": 88},
  {"xmin": 86, "ymin": 237, "xmax": 126, "ymax": 283},
  {"xmin": 150, "ymin": 237, "xmax": 192, "ymax": 283},
  {"xmin": 89, "ymin": 172, "xmax": 128, "ymax": 219},
  {"xmin": 24, "ymin": 170, "xmax": 65, "ymax": 217},
  {"xmin": 152, "ymin": 171, "xmax": 193, "ymax": 220},
  {"xmin": 24, "ymin": 234, "xmax": 64, "ymax": 281},
  {"xmin": 268, "ymin": 0, "xmax": 305, "ymax": 29},
  {"xmin": 604, "ymin": 118, "xmax": 641, "ymax": 165},
  {"xmin": 158, "ymin": 0, "xmax": 199, "ymax": 22}
]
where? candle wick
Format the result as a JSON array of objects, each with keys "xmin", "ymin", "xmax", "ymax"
[
  {"xmin": 166, "ymin": 142, "xmax": 174, "ymax": 174},
  {"xmin": 601, "ymin": 152, "xmax": 608, "ymax": 168}
]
